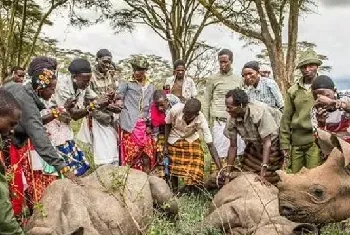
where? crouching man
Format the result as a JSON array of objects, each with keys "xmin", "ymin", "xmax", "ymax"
[{"xmin": 163, "ymin": 98, "xmax": 222, "ymax": 193}]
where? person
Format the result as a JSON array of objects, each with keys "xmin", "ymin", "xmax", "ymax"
[
  {"xmin": 118, "ymin": 57, "xmax": 156, "ymax": 173},
  {"xmin": 3, "ymin": 66, "xmax": 26, "ymax": 84},
  {"xmin": 0, "ymin": 89, "xmax": 24, "ymax": 235},
  {"xmin": 164, "ymin": 59, "xmax": 197, "ymax": 102},
  {"xmin": 77, "ymin": 50, "xmax": 122, "ymax": 165},
  {"xmin": 280, "ymin": 49, "xmax": 322, "ymax": 173},
  {"xmin": 202, "ymin": 49, "xmax": 244, "ymax": 169},
  {"xmin": 150, "ymin": 90, "xmax": 180, "ymax": 177},
  {"xmin": 3, "ymin": 60, "xmax": 75, "ymax": 215},
  {"xmin": 311, "ymin": 75, "xmax": 350, "ymax": 143},
  {"xmin": 224, "ymin": 89, "xmax": 283, "ymax": 186},
  {"xmin": 163, "ymin": 98, "xmax": 222, "ymax": 192},
  {"xmin": 259, "ymin": 64, "xmax": 272, "ymax": 78},
  {"xmin": 242, "ymin": 61, "xmax": 284, "ymax": 111}
]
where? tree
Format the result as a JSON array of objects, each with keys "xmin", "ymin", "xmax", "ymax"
[
  {"xmin": 106, "ymin": 0, "xmax": 219, "ymax": 72},
  {"xmin": 197, "ymin": 0, "xmax": 315, "ymax": 92},
  {"xmin": 116, "ymin": 54, "xmax": 173, "ymax": 89},
  {"xmin": 0, "ymin": 0, "xmax": 71, "ymax": 81},
  {"xmin": 256, "ymin": 41, "xmax": 332, "ymax": 80},
  {"xmin": 0, "ymin": 0, "xmax": 108, "ymax": 82}
]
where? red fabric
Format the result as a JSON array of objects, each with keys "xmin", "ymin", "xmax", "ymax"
[
  {"xmin": 6, "ymin": 141, "xmax": 57, "ymax": 214},
  {"xmin": 150, "ymin": 103, "xmax": 166, "ymax": 127},
  {"xmin": 326, "ymin": 117, "xmax": 350, "ymax": 143},
  {"xmin": 21, "ymin": 141, "xmax": 57, "ymax": 210},
  {"xmin": 120, "ymin": 130, "xmax": 156, "ymax": 172},
  {"xmin": 8, "ymin": 144, "xmax": 24, "ymax": 216}
]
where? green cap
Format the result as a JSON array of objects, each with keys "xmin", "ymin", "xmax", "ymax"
[
  {"xmin": 296, "ymin": 49, "xmax": 322, "ymax": 69},
  {"xmin": 130, "ymin": 56, "xmax": 149, "ymax": 70}
]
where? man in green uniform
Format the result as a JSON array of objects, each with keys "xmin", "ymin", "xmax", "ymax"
[
  {"xmin": 0, "ymin": 89, "xmax": 24, "ymax": 235},
  {"xmin": 280, "ymin": 49, "xmax": 322, "ymax": 173}
]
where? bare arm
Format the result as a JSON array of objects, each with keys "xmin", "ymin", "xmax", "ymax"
[
  {"xmin": 262, "ymin": 135, "xmax": 272, "ymax": 165},
  {"xmin": 207, "ymin": 142, "xmax": 222, "ymax": 170},
  {"xmin": 226, "ymin": 138, "xmax": 237, "ymax": 173}
]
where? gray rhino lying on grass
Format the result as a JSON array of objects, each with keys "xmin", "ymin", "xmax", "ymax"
[
  {"xmin": 26, "ymin": 165, "xmax": 178, "ymax": 235},
  {"xmin": 278, "ymin": 129, "xmax": 350, "ymax": 224},
  {"xmin": 202, "ymin": 172, "xmax": 318, "ymax": 235}
]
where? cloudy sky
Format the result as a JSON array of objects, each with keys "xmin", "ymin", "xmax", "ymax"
[{"xmin": 42, "ymin": 0, "xmax": 350, "ymax": 80}]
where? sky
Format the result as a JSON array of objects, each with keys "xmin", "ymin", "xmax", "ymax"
[{"xmin": 42, "ymin": 0, "xmax": 350, "ymax": 80}]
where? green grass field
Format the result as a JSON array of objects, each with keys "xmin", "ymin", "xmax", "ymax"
[{"xmin": 70, "ymin": 120, "xmax": 349, "ymax": 235}]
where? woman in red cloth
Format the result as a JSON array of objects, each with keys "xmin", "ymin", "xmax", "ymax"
[{"xmin": 3, "ymin": 57, "xmax": 76, "ymax": 217}]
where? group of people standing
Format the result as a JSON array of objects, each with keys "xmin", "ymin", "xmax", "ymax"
[{"xmin": 1, "ymin": 46, "xmax": 350, "ymax": 234}]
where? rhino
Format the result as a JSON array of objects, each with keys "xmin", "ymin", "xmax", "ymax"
[
  {"xmin": 278, "ymin": 129, "xmax": 350, "ymax": 224},
  {"xmin": 201, "ymin": 172, "xmax": 318, "ymax": 235},
  {"xmin": 25, "ymin": 165, "xmax": 178, "ymax": 235}
]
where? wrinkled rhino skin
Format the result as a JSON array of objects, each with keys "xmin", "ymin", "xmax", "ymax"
[
  {"xmin": 25, "ymin": 165, "xmax": 178, "ymax": 235},
  {"xmin": 203, "ymin": 172, "xmax": 317, "ymax": 235},
  {"xmin": 278, "ymin": 129, "xmax": 350, "ymax": 224}
]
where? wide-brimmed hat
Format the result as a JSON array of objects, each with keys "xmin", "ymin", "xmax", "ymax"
[
  {"xmin": 130, "ymin": 56, "xmax": 149, "ymax": 70},
  {"xmin": 296, "ymin": 49, "xmax": 322, "ymax": 69}
]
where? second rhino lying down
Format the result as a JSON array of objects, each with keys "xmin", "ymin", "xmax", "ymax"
[
  {"xmin": 203, "ymin": 172, "xmax": 318, "ymax": 235},
  {"xmin": 26, "ymin": 165, "xmax": 178, "ymax": 235}
]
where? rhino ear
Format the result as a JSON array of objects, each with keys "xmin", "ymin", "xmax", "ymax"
[
  {"xmin": 276, "ymin": 170, "xmax": 288, "ymax": 182},
  {"xmin": 331, "ymin": 134, "xmax": 350, "ymax": 166},
  {"xmin": 299, "ymin": 167, "xmax": 310, "ymax": 174}
]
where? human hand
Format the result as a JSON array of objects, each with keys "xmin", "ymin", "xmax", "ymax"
[
  {"xmin": 255, "ymin": 167, "xmax": 271, "ymax": 187},
  {"xmin": 58, "ymin": 111, "xmax": 72, "ymax": 124},
  {"xmin": 315, "ymin": 94, "xmax": 336, "ymax": 108},
  {"xmin": 95, "ymin": 96, "xmax": 110, "ymax": 109},
  {"xmin": 64, "ymin": 98, "xmax": 77, "ymax": 110},
  {"xmin": 63, "ymin": 171, "xmax": 84, "ymax": 186},
  {"xmin": 107, "ymin": 103, "xmax": 123, "ymax": 113}
]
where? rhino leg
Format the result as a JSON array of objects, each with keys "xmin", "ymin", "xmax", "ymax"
[
  {"xmin": 148, "ymin": 176, "xmax": 178, "ymax": 217},
  {"xmin": 203, "ymin": 202, "xmax": 242, "ymax": 234}
]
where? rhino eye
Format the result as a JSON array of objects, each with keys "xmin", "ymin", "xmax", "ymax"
[{"xmin": 313, "ymin": 188, "xmax": 324, "ymax": 199}]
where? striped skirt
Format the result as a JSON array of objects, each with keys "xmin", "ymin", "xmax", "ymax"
[
  {"xmin": 168, "ymin": 139, "xmax": 204, "ymax": 186},
  {"xmin": 240, "ymin": 138, "xmax": 283, "ymax": 185}
]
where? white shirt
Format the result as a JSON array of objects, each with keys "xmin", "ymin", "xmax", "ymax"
[
  {"xmin": 164, "ymin": 75, "xmax": 198, "ymax": 100},
  {"xmin": 165, "ymin": 103, "xmax": 212, "ymax": 144}
]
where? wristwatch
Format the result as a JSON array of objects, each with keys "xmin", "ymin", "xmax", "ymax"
[{"xmin": 261, "ymin": 163, "xmax": 269, "ymax": 168}]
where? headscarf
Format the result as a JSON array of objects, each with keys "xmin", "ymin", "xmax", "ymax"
[
  {"xmin": 68, "ymin": 58, "xmax": 92, "ymax": 75},
  {"xmin": 31, "ymin": 69, "xmax": 56, "ymax": 90},
  {"xmin": 28, "ymin": 57, "xmax": 57, "ymax": 77},
  {"xmin": 311, "ymin": 75, "xmax": 335, "ymax": 91}
]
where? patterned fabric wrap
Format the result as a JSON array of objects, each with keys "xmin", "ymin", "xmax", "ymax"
[
  {"xmin": 168, "ymin": 139, "xmax": 204, "ymax": 186},
  {"xmin": 154, "ymin": 134, "xmax": 166, "ymax": 178},
  {"xmin": 21, "ymin": 142, "xmax": 57, "ymax": 210},
  {"xmin": 240, "ymin": 138, "xmax": 282, "ymax": 185},
  {"xmin": 56, "ymin": 140, "xmax": 90, "ymax": 176},
  {"xmin": 120, "ymin": 130, "xmax": 156, "ymax": 172}
]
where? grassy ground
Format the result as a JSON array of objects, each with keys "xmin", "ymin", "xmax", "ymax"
[{"xmin": 71, "ymin": 120, "xmax": 348, "ymax": 235}]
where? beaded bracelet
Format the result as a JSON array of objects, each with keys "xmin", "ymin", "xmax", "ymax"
[
  {"xmin": 59, "ymin": 166, "xmax": 70, "ymax": 175},
  {"xmin": 51, "ymin": 107, "xmax": 66, "ymax": 119}
]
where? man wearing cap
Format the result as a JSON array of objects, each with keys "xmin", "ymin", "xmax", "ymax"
[
  {"xmin": 164, "ymin": 59, "xmax": 197, "ymax": 103},
  {"xmin": 202, "ymin": 49, "xmax": 244, "ymax": 171},
  {"xmin": 311, "ymin": 75, "xmax": 350, "ymax": 143},
  {"xmin": 242, "ymin": 61, "xmax": 284, "ymax": 111},
  {"xmin": 280, "ymin": 49, "xmax": 322, "ymax": 173},
  {"xmin": 118, "ymin": 56, "xmax": 156, "ymax": 173},
  {"xmin": 77, "ymin": 50, "xmax": 122, "ymax": 166},
  {"xmin": 54, "ymin": 59, "xmax": 111, "ymax": 167}
]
